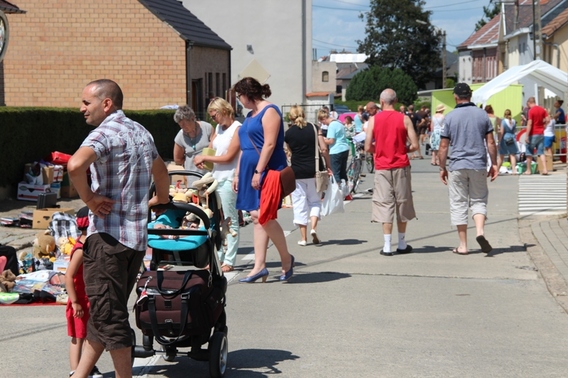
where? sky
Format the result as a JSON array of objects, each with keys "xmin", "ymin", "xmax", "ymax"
[{"xmin": 312, "ymin": 0, "xmax": 492, "ymax": 58}]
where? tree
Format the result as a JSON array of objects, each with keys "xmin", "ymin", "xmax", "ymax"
[
  {"xmin": 356, "ymin": 0, "xmax": 442, "ymax": 89},
  {"xmin": 346, "ymin": 66, "xmax": 418, "ymax": 106},
  {"xmin": 475, "ymin": 1, "xmax": 500, "ymax": 31}
]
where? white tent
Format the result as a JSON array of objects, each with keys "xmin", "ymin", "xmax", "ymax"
[{"xmin": 471, "ymin": 60, "xmax": 568, "ymax": 105}]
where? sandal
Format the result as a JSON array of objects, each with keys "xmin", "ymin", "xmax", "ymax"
[
  {"xmin": 452, "ymin": 248, "xmax": 468, "ymax": 255},
  {"xmin": 221, "ymin": 265, "xmax": 234, "ymax": 273},
  {"xmin": 476, "ymin": 235, "xmax": 492, "ymax": 253}
]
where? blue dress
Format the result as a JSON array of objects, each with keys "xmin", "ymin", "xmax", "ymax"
[{"xmin": 236, "ymin": 104, "xmax": 287, "ymax": 211}]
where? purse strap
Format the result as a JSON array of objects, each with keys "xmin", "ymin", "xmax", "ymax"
[{"xmin": 311, "ymin": 123, "xmax": 326, "ymax": 171}]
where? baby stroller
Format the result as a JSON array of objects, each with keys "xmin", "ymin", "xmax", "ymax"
[{"xmin": 132, "ymin": 171, "xmax": 228, "ymax": 377}]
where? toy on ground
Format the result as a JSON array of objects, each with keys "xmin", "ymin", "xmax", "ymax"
[
  {"xmin": 33, "ymin": 230, "xmax": 56, "ymax": 260},
  {"xmin": 32, "ymin": 230, "xmax": 57, "ymax": 270},
  {"xmin": 0, "ymin": 269, "xmax": 17, "ymax": 292}
]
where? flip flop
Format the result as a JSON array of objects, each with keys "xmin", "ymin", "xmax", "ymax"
[
  {"xmin": 476, "ymin": 235, "xmax": 493, "ymax": 253},
  {"xmin": 452, "ymin": 248, "xmax": 468, "ymax": 255}
]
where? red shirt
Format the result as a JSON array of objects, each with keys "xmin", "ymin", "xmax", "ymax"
[
  {"xmin": 372, "ymin": 111, "xmax": 410, "ymax": 170},
  {"xmin": 528, "ymin": 105, "xmax": 547, "ymax": 135}
]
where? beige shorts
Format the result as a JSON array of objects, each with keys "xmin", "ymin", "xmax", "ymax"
[
  {"xmin": 372, "ymin": 166, "xmax": 416, "ymax": 223},
  {"xmin": 448, "ymin": 169, "xmax": 488, "ymax": 225}
]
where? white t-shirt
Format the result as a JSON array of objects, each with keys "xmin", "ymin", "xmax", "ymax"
[
  {"xmin": 211, "ymin": 120, "xmax": 241, "ymax": 182},
  {"xmin": 544, "ymin": 119, "xmax": 556, "ymax": 137}
]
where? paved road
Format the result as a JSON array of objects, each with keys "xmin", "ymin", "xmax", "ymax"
[{"xmin": 2, "ymin": 159, "xmax": 568, "ymax": 377}]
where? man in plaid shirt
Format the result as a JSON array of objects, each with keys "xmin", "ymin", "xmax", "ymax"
[{"xmin": 68, "ymin": 79, "xmax": 169, "ymax": 378}]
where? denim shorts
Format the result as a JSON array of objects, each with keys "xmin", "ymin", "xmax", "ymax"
[
  {"xmin": 544, "ymin": 135, "xmax": 555, "ymax": 148},
  {"xmin": 526, "ymin": 134, "xmax": 545, "ymax": 156}
]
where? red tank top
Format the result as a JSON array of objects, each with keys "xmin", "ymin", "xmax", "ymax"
[{"xmin": 372, "ymin": 111, "xmax": 410, "ymax": 170}]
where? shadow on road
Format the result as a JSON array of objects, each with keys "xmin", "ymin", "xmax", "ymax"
[{"xmin": 288, "ymin": 271, "xmax": 351, "ymax": 284}]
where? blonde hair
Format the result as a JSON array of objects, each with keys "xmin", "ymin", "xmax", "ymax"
[
  {"xmin": 503, "ymin": 109, "xmax": 512, "ymax": 120},
  {"xmin": 288, "ymin": 105, "xmax": 307, "ymax": 128},
  {"xmin": 317, "ymin": 109, "xmax": 329, "ymax": 121},
  {"xmin": 207, "ymin": 97, "xmax": 234, "ymax": 118}
]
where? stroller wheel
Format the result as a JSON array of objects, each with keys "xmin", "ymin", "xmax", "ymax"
[
  {"xmin": 209, "ymin": 331, "xmax": 228, "ymax": 378},
  {"xmin": 161, "ymin": 345, "xmax": 177, "ymax": 362}
]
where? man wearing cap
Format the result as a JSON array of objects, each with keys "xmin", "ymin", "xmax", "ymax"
[
  {"xmin": 438, "ymin": 83, "xmax": 498, "ymax": 255},
  {"xmin": 365, "ymin": 88, "xmax": 419, "ymax": 256}
]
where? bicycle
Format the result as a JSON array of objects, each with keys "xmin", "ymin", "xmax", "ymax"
[{"xmin": 346, "ymin": 142, "xmax": 365, "ymax": 194}]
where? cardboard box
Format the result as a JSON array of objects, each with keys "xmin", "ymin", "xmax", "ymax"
[
  {"xmin": 32, "ymin": 207, "xmax": 75, "ymax": 229},
  {"xmin": 167, "ymin": 163, "xmax": 187, "ymax": 187},
  {"xmin": 537, "ymin": 154, "xmax": 553, "ymax": 174},
  {"xmin": 17, "ymin": 182, "xmax": 53, "ymax": 202},
  {"xmin": 53, "ymin": 165, "xmax": 64, "ymax": 182},
  {"xmin": 53, "ymin": 257, "xmax": 70, "ymax": 274},
  {"xmin": 61, "ymin": 185, "xmax": 79, "ymax": 198},
  {"xmin": 61, "ymin": 172, "xmax": 79, "ymax": 198},
  {"xmin": 42, "ymin": 166, "xmax": 54, "ymax": 185}
]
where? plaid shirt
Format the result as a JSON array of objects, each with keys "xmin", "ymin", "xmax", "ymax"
[{"xmin": 81, "ymin": 110, "xmax": 158, "ymax": 251}]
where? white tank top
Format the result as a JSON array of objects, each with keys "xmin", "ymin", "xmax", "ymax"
[{"xmin": 212, "ymin": 120, "xmax": 241, "ymax": 182}]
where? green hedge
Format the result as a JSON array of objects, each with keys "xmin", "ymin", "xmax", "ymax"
[{"xmin": 0, "ymin": 107, "xmax": 177, "ymax": 191}]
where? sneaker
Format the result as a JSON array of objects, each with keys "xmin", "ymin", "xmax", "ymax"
[
  {"xmin": 297, "ymin": 240, "xmax": 307, "ymax": 246},
  {"xmin": 89, "ymin": 366, "xmax": 103, "ymax": 378}
]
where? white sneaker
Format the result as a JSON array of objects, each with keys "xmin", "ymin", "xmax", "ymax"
[{"xmin": 297, "ymin": 240, "xmax": 307, "ymax": 246}]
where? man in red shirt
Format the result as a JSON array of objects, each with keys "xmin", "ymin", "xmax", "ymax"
[
  {"xmin": 364, "ymin": 88, "xmax": 419, "ymax": 256},
  {"xmin": 525, "ymin": 97, "xmax": 550, "ymax": 175}
]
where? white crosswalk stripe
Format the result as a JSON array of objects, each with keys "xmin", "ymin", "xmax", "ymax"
[{"xmin": 519, "ymin": 173, "xmax": 567, "ymax": 216}]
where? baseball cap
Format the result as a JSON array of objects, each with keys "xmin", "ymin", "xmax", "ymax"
[
  {"xmin": 76, "ymin": 206, "xmax": 89, "ymax": 230},
  {"xmin": 453, "ymin": 83, "xmax": 472, "ymax": 96}
]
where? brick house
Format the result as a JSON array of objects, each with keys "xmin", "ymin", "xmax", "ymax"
[{"xmin": 1, "ymin": 0, "xmax": 231, "ymax": 114}]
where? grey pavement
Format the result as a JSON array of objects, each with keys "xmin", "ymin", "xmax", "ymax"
[{"xmin": 2, "ymin": 159, "xmax": 568, "ymax": 377}]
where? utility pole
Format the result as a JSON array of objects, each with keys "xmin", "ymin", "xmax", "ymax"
[
  {"xmin": 533, "ymin": 0, "xmax": 542, "ymax": 60},
  {"xmin": 442, "ymin": 30, "xmax": 447, "ymax": 89}
]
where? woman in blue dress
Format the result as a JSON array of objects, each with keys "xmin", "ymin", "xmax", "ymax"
[{"xmin": 232, "ymin": 77, "xmax": 294, "ymax": 283}]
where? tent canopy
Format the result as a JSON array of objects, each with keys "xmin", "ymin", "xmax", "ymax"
[{"xmin": 471, "ymin": 60, "xmax": 568, "ymax": 105}]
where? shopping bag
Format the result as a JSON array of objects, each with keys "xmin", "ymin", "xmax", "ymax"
[{"xmin": 321, "ymin": 176, "xmax": 344, "ymax": 217}]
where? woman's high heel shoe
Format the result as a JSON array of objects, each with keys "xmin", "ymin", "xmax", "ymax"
[
  {"xmin": 239, "ymin": 268, "xmax": 269, "ymax": 283},
  {"xmin": 279, "ymin": 255, "xmax": 295, "ymax": 281}
]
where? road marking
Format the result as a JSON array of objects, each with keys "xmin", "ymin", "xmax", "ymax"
[{"xmin": 519, "ymin": 173, "xmax": 567, "ymax": 216}]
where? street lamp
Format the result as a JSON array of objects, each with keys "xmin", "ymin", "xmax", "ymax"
[{"xmin": 417, "ymin": 20, "xmax": 446, "ymax": 89}]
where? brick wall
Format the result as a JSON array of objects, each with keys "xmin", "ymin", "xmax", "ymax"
[{"xmin": 3, "ymin": 0, "xmax": 195, "ymax": 109}]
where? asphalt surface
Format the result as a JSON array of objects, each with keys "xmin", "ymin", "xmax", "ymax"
[{"xmin": 1, "ymin": 158, "xmax": 568, "ymax": 377}]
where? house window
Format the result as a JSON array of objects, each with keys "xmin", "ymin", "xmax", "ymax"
[
  {"xmin": 322, "ymin": 71, "xmax": 329, "ymax": 82},
  {"xmin": 222, "ymin": 73, "xmax": 227, "ymax": 96}
]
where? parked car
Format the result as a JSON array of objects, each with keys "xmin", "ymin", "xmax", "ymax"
[{"xmin": 334, "ymin": 104, "xmax": 351, "ymax": 114}]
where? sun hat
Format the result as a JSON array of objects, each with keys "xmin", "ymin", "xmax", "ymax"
[{"xmin": 435, "ymin": 104, "xmax": 445, "ymax": 113}]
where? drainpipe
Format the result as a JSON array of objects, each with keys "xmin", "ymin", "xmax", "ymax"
[
  {"xmin": 301, "ymin": 0, "xmax": 307, "ymax": 103},
  {"xmin": 543, "ymin": 41, "xmax": 560, "ymax": 68},
  {"xmin": 186, "ymin": 40, "xmax": 194, "ymax": 105}
]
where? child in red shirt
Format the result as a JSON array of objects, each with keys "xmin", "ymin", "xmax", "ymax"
[{"xmin": 66, "ymin": 207, "xmax": 102, "ymax": 378}]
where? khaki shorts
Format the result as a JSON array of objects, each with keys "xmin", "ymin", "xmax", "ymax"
[
  {"xmin": 372, "ymin": 166, "xmax": 416, "ymax": 223},
  {"xmin": 448, "ymin": 169, "xmax": 488, "ymax": 225},
  {"xmin": 83, "ymin": 233, "xmax": 144, "ymax": 351}
]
